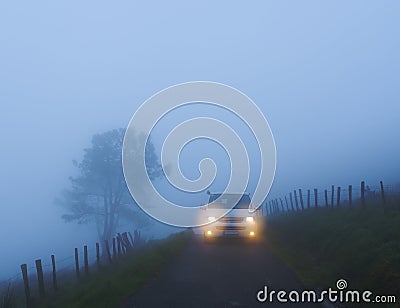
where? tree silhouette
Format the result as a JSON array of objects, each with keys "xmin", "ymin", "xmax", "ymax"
[{"xmin": 57, "ymin": 128, "xmax": 162, "ymax": 243}]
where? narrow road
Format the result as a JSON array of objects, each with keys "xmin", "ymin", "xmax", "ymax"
[{"xmin": 121, "ymin": 235, "xmax": 320, "ymax": 307}]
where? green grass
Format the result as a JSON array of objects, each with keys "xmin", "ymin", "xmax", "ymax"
[
  {"xmin": 0, "ymin": 285, "xmax": 16, "ymax": 308},
  {"xmin": 36, "ymin": 230, "xmax": 191, "ymax": 308},
  {"xmin": 265, "ymin": 200, "xmax": 400, "ymax": 298}
]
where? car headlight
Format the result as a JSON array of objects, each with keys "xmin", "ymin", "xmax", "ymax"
[
  {"xmin": 208, "ymin": 216, "xmax": 216, "ymax": 222},
  {"xmin": 246, "ymin": 216, "xmax": 254, "ymax": 223}
]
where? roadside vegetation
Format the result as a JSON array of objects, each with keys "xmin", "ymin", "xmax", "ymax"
[
  {"xmin": 265, "ymin": 199, "xmax": 400, "ymax": 300},
  {"xmin": 0, "ymin": 285, "xmax": 16, "ymax": 308},
  {"xmin": 29, "ymin": 230, "xmax": 191, "ymax": 308}
]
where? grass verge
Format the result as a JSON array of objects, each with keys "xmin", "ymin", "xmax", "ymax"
[
  {"xmin": 36, "ymin": 230, "xmax": 191, "ymax": 308},
  {"xmin": 0, "ymin": 285, "xmax": 16, "ymax": 308},
  {"xmin": 265, "ymin": 201, "xmax": 400, "ymax": 299}
]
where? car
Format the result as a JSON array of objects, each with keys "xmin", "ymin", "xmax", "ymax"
[{"xmin": 202, "ymin": 193, "xmax": 263, "ymax": 242}]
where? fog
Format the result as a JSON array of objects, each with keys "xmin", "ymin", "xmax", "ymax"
[{"xmin": 1, "ymin": 1, "xmax": 400, "ymax": 280}]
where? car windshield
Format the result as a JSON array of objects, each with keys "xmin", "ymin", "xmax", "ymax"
[{"xmin": 208, "ymin": 194, "xmax": 251, "ymax": 209}]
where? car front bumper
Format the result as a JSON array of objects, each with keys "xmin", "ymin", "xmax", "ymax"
[{"xmin": 203, "ymin": 222, "xmax": 257, "ymax": 238}]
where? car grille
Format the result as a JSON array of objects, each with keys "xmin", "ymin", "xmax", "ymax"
[
  {"xmin": 216, "ymin": 226, "xmax": 246, "ymax": 231},
  {"xmin": 219, "ymin": 217, "xmax": 244, "ymax": 223}
]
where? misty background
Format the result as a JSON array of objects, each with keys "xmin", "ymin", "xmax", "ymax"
[{"xmin": 1, "ymin": 1, "xmax": 399, "ymax": 280}]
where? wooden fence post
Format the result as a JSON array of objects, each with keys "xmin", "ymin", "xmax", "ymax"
[
  {"xmin": 348, "ymin": 185, "xmax": 352, "ymax": 206},
  {"xmin": 117, "ymin": 237, "xmax": 122, "ymax": 256},
  {"xmin": 307, "ymin": 189, "xmax": 310, "ymax": 209},
  {"xmin": 337, "ymin": 186, "xmax": 341, "ymax": 207},
  {"xmin": 380, "ymin": 181, "xmax": 386, "ymax": 208},
  {"xmin": 35, "ymin": 259, "xmax": 45, "ymax": 298},
  {"xmin": 274, "ymin": 199, "xmax": 279, "ymax": 213},
  {"xmin": 74, "ymin": 248, "xmax": 80, "ymax": 280},
  {"xmin": 128, "ymin": 232, "xmax": 135, "ymax": 247},
  {"xmin": 361, "ymin": 181, "xmax": 365, "ymax": 207},
  {"xmin": 294, "ymin": 190, "xmax": 299, "ymax": 211},
  {"xmin": 96, "ymin": 242, "xmax": 100, "ymax": 269},
  {"xmin": 331, "ymin": 185, "xmax": 334, "ymax": 207},
  {"xmin": 21, "ymin": 264, "xmax": 31, "ymax": 307},
  {"xmin": 118, "ymin": 233, "xmax": 126, "ymax": 254},
  {"xmin": 84, "ymin": 245, "xmax": 89, "ymax": 275},
  {"xmin": 314, "ymin": 189, "xmax": 318, "ymax": 208},
  {"xmin": 284, "ymin": 196, "xmax": 289, "ymax": 211},
  {"xmin": 324, "ymin": 189, "xmax": 328, "ymax": 207},
  {"xmin": 299, "ymin": 189, "xmax": 304, "ymax": 210},
  {"xmin": 289, "ymin": 192, "xmax": 294, "ymax": 211},
  {"xmin": 112, "ymin": 238, "xmax": 117, "ymax": 259},
  {"xmin": 123, "ymin": 232, "xmax": 132, "ymax": 251},
  {"xmin": 104, "ymin": 240, "xmax": 112, "ymax": 264},
  {"xmin": 51, "ymin": 255, "xmax": 58, "ymax": 291}
]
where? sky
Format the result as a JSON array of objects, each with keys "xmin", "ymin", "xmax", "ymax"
[{"xmin": 1, "ymin": 1, "xmax": 400, "ymax": 279}]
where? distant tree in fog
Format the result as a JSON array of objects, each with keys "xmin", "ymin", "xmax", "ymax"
[{"xmin": 56, "ymin": 128, "xmax": 162, "ymax": 243}]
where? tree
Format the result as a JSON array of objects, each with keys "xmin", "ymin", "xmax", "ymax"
[{"xmin": 57, "ymin": 128, "xmax": 162, "ymax": 243}]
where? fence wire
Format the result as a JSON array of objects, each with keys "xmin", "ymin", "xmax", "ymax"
[
  {"xmin": 264, "ymin": 182, "xmax": 399, "ymax": 215},
  {"xmin": 0, "ymin": 228, "xmax": 143, "ymax": 302}
]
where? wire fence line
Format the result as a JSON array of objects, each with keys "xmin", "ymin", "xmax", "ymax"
[
  {"xmin": 0, "ymin": 229, "xmax": 144, "ymax": 307},
  {"xmin": 262, "ymin": 181, "xmax": 399, "ymax": 216}
]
